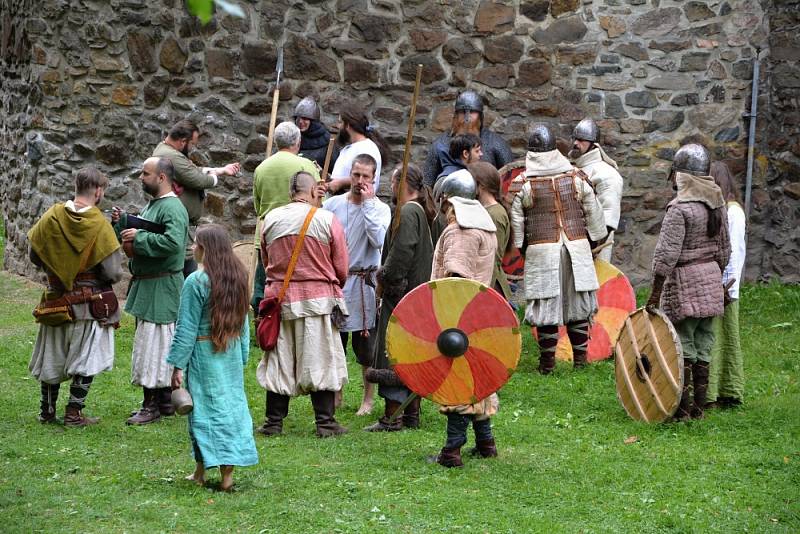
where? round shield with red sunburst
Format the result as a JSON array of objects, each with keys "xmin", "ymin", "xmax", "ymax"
[
  {"xmin": 499, "ymin": 159, "xmax": 527, "ymax": 278},
  {"xmin": 532, "ymin": 258, "xmax": 636, "ymax": 363},
  {"xmin": 386, "ymin": 278, "xmax": 521, "ymax": 406}
]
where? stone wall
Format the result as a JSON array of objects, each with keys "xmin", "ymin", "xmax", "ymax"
[{"xmin": 1, "ymin": 0, "xmax": 798, "ymax": 286}]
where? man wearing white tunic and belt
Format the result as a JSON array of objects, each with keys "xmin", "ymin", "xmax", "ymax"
[
  {"xmin": 508, "ymin": 124, "xmax": 607, "ymax": 374},
  {"xmin": 569, "ymin": 118, "xmax": 624, "ymax": 263},
  {"xmin": 28, "ymin": 167, "xmax": 125, "ymax": 427},
  {"xmin": 323, "ymin": 154, "xmax": 391, "ymax": 416}
]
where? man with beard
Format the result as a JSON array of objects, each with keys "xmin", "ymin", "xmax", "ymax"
[
  {"xmin": 508, "ymin": 124, "xmax": 607, "ymax": 374},
  {"xmin": 568, "ymin": 118, "xmax": 624, "ymax": 263},
  {"xmin": 293, "ymin": 96, "xmax": 339, "ymax": 170},
  {"xmin": 365, "ymin": 164, "xmax": 433, "ymax": 432},
  {"xmin": 28, "ymin": 167, "xmax": 124, "ymax": 426},
  {"xmin": 327, "ymin": 102, "xmax": 390, "ymax": 194},
  {"xmin": 252, "ymin": 122, "xmax": 320, "ymax": 313},
  {"xmin": 323, "ymin": 154, "xmax": 391, "ymax": 416},
  {"xmin": 112, "ymin": 157, "xmax": 189, "ymax": 425},
  {"xmin": 153, "ymin": 119, "xmax": 240, "ymax": 276},
  {"xmin": 423, "ymin": 90, "xmax": 513, "ymax": 187}
]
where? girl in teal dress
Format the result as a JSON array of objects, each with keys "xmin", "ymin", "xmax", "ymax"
[{"xmin": 168, "ymin": 225, "xmax": 257, "ymax": 491}]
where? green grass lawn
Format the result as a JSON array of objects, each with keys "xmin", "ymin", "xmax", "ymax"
[{"xmin": 0, "ymin": 271, "xmax": 797, "ymax": 533}]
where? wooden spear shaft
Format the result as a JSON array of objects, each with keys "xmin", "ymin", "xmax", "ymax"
[
  {"xmin": 391, "ymin": 64, "xmax": 423, "ymax": 235},
  {"xmin": 321, "ymin": 136, "xmax": 336, "ymax": 182}
]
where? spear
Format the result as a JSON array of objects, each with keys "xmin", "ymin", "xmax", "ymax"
[
  {"xmin": 391, "ymin": 64, "xmax": 424, "ymax": 235},
  {"xmin": 265, "ymin": 47, "xmax": 284, "ymax": 157},
  {"xmin": 250, "ymin": 46, "xmax": 284, "ymax": 300},
  {"xmin": 370, "ymin": 65, "xmax": 424, "ymax": 420}
]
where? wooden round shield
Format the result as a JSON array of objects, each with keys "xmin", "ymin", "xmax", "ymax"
[
  {"xmin": 386, "ymin": 278, "xmax": 521, "ymax": 406},
  {"xmin": 614, "ymin": 307, "xmax": 684, "ymax": 423},
  {"xmin": 232, "ymin": 241, "xmax": 255, "ymax": 291},
  {"xmin": 498, "ymin": 158, "xmax": 526, "ymax": 196},
  {"xmin": 556, "ymin": 259, "xmax": 636, "ymax": 362},
  {"xmin": 499, "ymin": 159, "xmax": 526, "ymax": 278}
]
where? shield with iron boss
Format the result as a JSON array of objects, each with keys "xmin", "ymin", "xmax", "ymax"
[
  {"xmin": 386, "ymin": 278, "xmax": 521, "ymax": 406},
  {"xmin": 615, "ymin": 307, "xmax": 684, "ymax": 422}
]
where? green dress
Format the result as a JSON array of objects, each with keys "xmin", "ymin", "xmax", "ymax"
[
  {"xmin": 486, "ymin": 203, "xmax": 512, "ymax": 300},
  {"xmin": 114, "ymin": 195, "xmax": 188, "ymax": 324},
  {"xmin": 375, "ymin": 200, "xmax": 433, "ymax": 403},
  {"xmin": 166, "ymin": 271, "xmax": 258, "ymax": 469}
]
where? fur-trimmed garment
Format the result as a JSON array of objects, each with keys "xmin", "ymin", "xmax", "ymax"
[
  {"xmin": 509, "ymin": 150, "xmax": 607, "ymax": 326},
  {"xmin": 574, "ymin": 146, "xmax": 624, "ymax": 263}
]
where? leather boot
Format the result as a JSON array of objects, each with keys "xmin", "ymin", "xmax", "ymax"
[
  {"xmin": 674, "ymin": 364, "xmax": 693, "ymax": 422},
  {"xmin": 435, "ymin": 447, "xmax": 463, "ymax": 468},
  {"xmin": 126, "ymin": 388, "xmax": 161, "ymax": 425},
  {"xmin": 402, "ymin": 396, "xmax": 421, "ymax": 430},
  {"xmin": 691, "ymin": 361, "xmax": 710, "ymax": 420},
  {"xmin": 257, "ymin": 391, "xmax": 290, "ymax": 436},
  {"xmin": 310, "ymin": 390, "xmax": 348, "ymax": 438},
  {"xmin": 64, "ymin": 406, "xmax": 100, "ymax": 427},
  {"xmin": 157, "ymin": 387, "xmax": 176, "ymax": 416},
  {"xmin": 363, "ymin": 400, "xmax": 403, "ymax": 432},
  {"xmin": 468, "ymin": 438, "xmax": 498, "ymax": 458},
  {"xmin": 39, "ymin": 382, "xmax": 60, "ymax": 424}
]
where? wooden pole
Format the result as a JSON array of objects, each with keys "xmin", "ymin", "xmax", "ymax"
[
  {"xmin": 252, "ymin": 50, "xmax": 284, "ymax": 303},
  {"xmin": 265, "ymin": 87, "xmax": 281, "ymax": 157},
  {"xmin": 391, "ymin": 64, "xmax": 423, "ymax": 235},
  {"xmin": 320, "ymin": 136, "xmax": 336, "ymax": 182}
]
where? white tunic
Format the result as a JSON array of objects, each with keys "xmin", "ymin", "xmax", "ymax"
[
  {"xmin": 723, "ymin": 201, "xmax": 746, "ymax": 299},
  {"xmin": 323, "ymin": 194, "xmax": 391, "ymax": 332},
  {"xmin": 329, "ymin": 139, "xmax": 383, "ymax": 190}
]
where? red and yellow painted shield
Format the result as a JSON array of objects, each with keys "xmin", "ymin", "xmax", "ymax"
[
  {"xmin": 499, "ymin": 159, "xmax": 526, "ymax": 278},
  {"xmin": 533, "ymin": 259, "xmax": 636, "ymax": 362},
  {"xmin": 386, "ymin": 278, "xmax": 521, "ymax": 406}
]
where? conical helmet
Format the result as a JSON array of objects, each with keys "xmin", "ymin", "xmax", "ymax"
[{"xmin": 293, "ymin": 97, "xmax": 320, "ymax": 121}]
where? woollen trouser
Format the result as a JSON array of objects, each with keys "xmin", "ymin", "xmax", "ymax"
[
  {"xmin": 444, "ymin": 413, "xmax": 494, "ymax": 449},
  {"xmin": 708, "ymin": 300, "xmax": 744, "ymax": 402},
  {"xmin": 674, "ymin": 316, "xmax": 716, "ymax": 364}
]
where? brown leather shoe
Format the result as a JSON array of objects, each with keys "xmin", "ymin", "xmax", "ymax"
[
  {"xmin": 126, "ymin": 405, "xmax": 160, "ymax": 425},
  {"xmin": 363, "ymin": 400, "xmax": 403, "ymax": 432},
  {"xmin": 255, "ymin": 422, "xmax": 283, "ymax": 436},
  {"xmin": 38, "ymin": 408, "xmax": 58, "ymax": 424},
  {"xmin": 311, "ymin": 391, "xmax": 349, "ymax": 438},
  {"xmin": 468, "ymin": 438, "xmax": 498, "ymax": 458},
  {"xmin": 435, "ymin": 447, "xmax": 463, "ymax": 468},
  {"xmin": 64, "ymin": 406, "xmax": 100, "ymax": 427}
]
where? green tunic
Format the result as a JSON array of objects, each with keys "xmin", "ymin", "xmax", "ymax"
[
  {"xmin": 486, "ymin": 203, "xmax": 512, "ymax": 300},
  {"xmin": 152, "ymin": 142, "xmax": 215, "ymax": 224},
  {"xmin": 166, "ymin": 271, "xmax": 258, "ymax": 469},
  {"xmin": 375, "ymin": 200, "xmax": 433, "ymax": 371},
  {"xmin": 115, "ymin": 195, "xmax": 188, "ymax": 324}
]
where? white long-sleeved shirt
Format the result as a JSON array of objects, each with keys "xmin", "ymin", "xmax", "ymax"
[
  {"xmin": 723, "ymin": 201, "xmax": 746, "ymax": 299},
  {"xmin": 323, "ymin": 194, "xmax": 391, "ymax": 331}
]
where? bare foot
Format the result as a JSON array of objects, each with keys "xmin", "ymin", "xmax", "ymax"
[
  {"xmin": 334, "ymin": 389, "xmax": 343, "ymax": 408},
  {"xmin": 355, "ymin": 398, "xmax": 373, "ymax": 416},
  {"xmin": 185, "ymin": 473, "xmax": 205, "ymax": 486},
  {"xmin": 186, "ymin": 462, "xmax": 205, "ymax": 486},
  {"xmin": 219, "ymin": 465, "xmax": 234, "ymax": 492}
]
